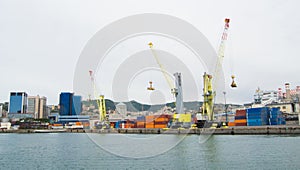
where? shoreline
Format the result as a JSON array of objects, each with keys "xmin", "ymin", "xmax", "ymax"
[{"xmin": 1, "ymin": 125, "xmax": 300, "ymax": 135}]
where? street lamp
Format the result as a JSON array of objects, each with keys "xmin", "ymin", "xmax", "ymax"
[{"xmin": 223, "ymin": 91, "xmax": 228, "ymax": 123}]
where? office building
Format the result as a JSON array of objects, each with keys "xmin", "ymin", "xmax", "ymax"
[
  {"xmin": 9, "ymin": 92, "xmax": 27, "ymax": 114},
  {"xmin": 27, "ymin": 95, "xmax": 48, "ymax": 119},
  {"xmin": 59, "ymin": 92, "xmax": 82, "ymax": 116}
]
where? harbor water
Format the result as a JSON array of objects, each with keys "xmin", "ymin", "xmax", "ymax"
[{"xmin": 0, "ymin": 133, "xmax": 300, "ymax": 169}]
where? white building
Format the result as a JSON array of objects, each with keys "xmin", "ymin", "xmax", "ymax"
[
  {"xmin": 116, "ymin": 102, "xmax": 127, "ymax": 115},
  {"xmin": 254, "ymin": 88, "xmax": 278, "ymax": 105}
]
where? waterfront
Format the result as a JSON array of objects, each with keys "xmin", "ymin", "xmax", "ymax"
[{"xmin": 0, "ymin": 133, "xmax": 300, "ymax": 169}]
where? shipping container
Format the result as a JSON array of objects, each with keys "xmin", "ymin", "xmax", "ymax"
[
  {"xmin": 235, "ymin": 116, "xmax": 247, "ymax": 120},
  {"xmin": 228, "ymin": 122, "xmax": 235, "ymax": 126},
  {"xmin": 154, "ymin": 117, "xmax": 169, "ymax": 122},
  {"xmin": 154, "ymin": 124, "xmax": 167, "ymax": 128},
  {"xmin": 145, "ymin": 124, "xmax": 154, "ymax": 128},
  {"xmin": 235, "ymin": 122, "xmax": 247, "ymax": 126},
  {"xmin": 234, "ymin": 119, "xmax": 247, "ymax": 123},
  {"xmin": 235, "ymin": 109, "xmax": 247, "ymax": 116}
]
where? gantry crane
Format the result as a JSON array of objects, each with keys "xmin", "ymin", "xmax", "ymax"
[
  {"xmin": 89, "ymin": 70, "xmax": 109, "ymax": 128},
  {"xmin": 202, "ymin": 18, "xmax": 234, "ymax": 122}
]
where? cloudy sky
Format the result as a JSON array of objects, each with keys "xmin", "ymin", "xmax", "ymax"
[{"xmin": 0, "ymin": 0, "xmax": 299, "ymax": 105}]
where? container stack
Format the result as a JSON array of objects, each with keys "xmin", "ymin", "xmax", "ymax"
[
  {"xmin": 136, "ymin": 116, "xmax": 145, "ymax": 128},
  {"xmin": 246, "ymin": 107, "xmax": 269, "ymax": 126},
  {"xmin": 143, "ymin": 115, "xmax": 171, "ymax": 128},
  {"xmin": 145, "ymin": 115, "xmax": 155, "ymax": 128},
  {"xmin": 115, "ymin": 120, "xmax": 135, "ymax": 128},
  {"xmin": 154, "ymin": 115, "xmax": 170, "ymax": 128},
  {"xmin": 124, "ymin": 120, "xmax": 135, "ymax": 128},
  {"xmin": 233, "ymin": 109, "xmax": 247, "ymax": 126},
  {"xmin": 268, "ymin": 108, "xmax": 286, "ymax": 125}
]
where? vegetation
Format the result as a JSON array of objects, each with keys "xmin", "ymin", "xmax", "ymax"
[{"xmin": 0, "ymin": 102, "xmax": 9, "ymax": 111}]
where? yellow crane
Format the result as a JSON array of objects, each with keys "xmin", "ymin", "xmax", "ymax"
[
  {"xmin": 148, "ymin": 42, "xmax": 177, "ymax": 95},
  {"xmin": 202, "ymin": 18, "xmax": 234, "ymax": 122},
  {"xmin": 89, "ymin": 70, "xmax": 109, "ymax": 128},
  {"xmin": 148, "ymin": 43, "xmax": 191, "ymax": 128}
]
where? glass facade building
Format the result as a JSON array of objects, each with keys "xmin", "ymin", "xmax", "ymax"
[
  {"xmin": 59, "ymin": 92, "xmax": 82, "ymax": 116},
  {"xmin": 9, "ymin": 92, "xmax": 27, "ymax": 114}
]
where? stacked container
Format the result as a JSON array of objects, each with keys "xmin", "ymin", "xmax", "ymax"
[
  {"xmin": 136, "ymin": 116, "xmax": 145, "ymax": 128},
  {"xmin": 234, "ymin": 109, "xmax": 247, "ymax": 126},
  {"xmin": 246, "ymin": 107, "xmax": 269, "ymax": 126},
  {"xmin": 143, "ymin": 115, "xmax": 172, "ymax": 128},
  {"xmin": 145, "ymin": 115, "xmax": 155, "ymax": 128},
  {"xmin": 269, "ymin": 108, "xmax": 286, "ymax": 125},
  {"xmin": 154, "ymin": 115, "xmax": 170, "ymax": 128}
]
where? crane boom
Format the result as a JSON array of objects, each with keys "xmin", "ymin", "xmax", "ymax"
[
  {"xmin": 212, "ymin": 18, "xmax": 230, "ymax": 89},
  {"xmin": 148, "ymin": 42, "xmax": 176, "ymax": 94},
  {"xmin": 202, "ymin": 18, "xmax": 230, "ymax": 121}
]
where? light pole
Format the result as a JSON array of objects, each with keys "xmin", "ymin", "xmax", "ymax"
[{"xmin": 223, "ymin": 91, "xmax": 228, "ymax": 123}]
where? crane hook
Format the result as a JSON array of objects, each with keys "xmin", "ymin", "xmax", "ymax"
[
  {"xmin": 231, "ymin": 75, "xmax": 237, "ymax": 88},
  {"xmin": 147, "ymin": 81, "xmax": 155, "ymax": 91}
]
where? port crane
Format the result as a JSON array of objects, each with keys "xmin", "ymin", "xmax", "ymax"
[
  {"xmin": 148, "ymin": 43, "xmax": 190, "ymax": 128},
  {"xmin": 89, "ymin": 70, "xmax": 109, "ymax": 129},
  {"xmin": 202, "ymin": 18, "xmax": 235, "ymax": 122}
]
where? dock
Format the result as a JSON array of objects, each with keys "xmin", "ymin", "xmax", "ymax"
[{"xmin": 2, "ymin": 126, "xmax": 300, "ymax": 135}]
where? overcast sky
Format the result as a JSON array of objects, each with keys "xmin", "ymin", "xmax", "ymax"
[{"xmin": 1, "ymin": 0, "xmax": 300, "ymax": 105}]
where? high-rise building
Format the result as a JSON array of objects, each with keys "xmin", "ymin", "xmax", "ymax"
[
  {"xmin": 39, "ymin": 97, "xmax": 47, "ymax": 118},
  {"xmin": 59, "ymin": 92, "xmax": 82, "ymax": 116},
  {"xmin": 9, "ymin": 92, "xmax": 27, "ymax": 114},
  {"xmin": 72, "ymin": 95, "xmax": 82, "ymax": 116},
  {"xmin": 27, "ymin": 96, "xmax": 48, "ymax": 119}
]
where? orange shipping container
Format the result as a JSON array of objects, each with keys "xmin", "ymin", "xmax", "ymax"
[
  {"xmin": 145, "ymin": 120, "xmax": 154, "ymax": 124},
  {"xmin": 146, "ymin": 115, "xmax": 155, "ymax": 120},
  {"xmin": 145, "ymin": 125, "xmax": 154, "ymax": 128},
  {"xmin": 154, "ymin": 118, "xmax": 169, "ymax": 122},
  {"xmin": 76, "ymin": 122, "xmax": 83, "ymax": 125},
  {"xmin": 154, "ymin": 124, "xmax": 167, "ymax": 128},
  {"xmin": 228, "ymin": 122, "xmax": 235, "ymax": 126},
  {"xmin": 234, "ymin": 119, "xmax": 247, "ymax": 123}
]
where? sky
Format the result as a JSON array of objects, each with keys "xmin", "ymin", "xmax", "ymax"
[{"xmin": 0, "ymin": 0, "xmax": 300, "ymax": 105}]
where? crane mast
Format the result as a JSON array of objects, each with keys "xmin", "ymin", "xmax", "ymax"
[
  {"xmin": 89, "ymin": 70, "xmax": 108, "ymax": 127},
  {"xmin": 202, "ymin": 18, "xmax": 231, "ymax": 121}
]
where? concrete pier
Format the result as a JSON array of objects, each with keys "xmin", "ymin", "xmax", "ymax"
[{"xmin": 1, "ymin": 126, "xmax": 300, "ymax": 135}]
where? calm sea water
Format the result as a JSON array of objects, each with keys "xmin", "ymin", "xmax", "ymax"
[{"xmin": 0, "ymin": 133, "xmax": 300, "ymax": 170}]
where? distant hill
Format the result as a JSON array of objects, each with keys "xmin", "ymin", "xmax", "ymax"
[{"xmin": 83, "ymin": 99, "xmax": 205, "ymax": 112}]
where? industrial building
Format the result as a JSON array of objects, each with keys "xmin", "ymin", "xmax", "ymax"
[
  {"xmin": 252, "ymin": 83, "xmax": 300, "ymax": 114},
  {"xmin": 59, "ymin": 92, "xmax": 82, "ymax": 116}
]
